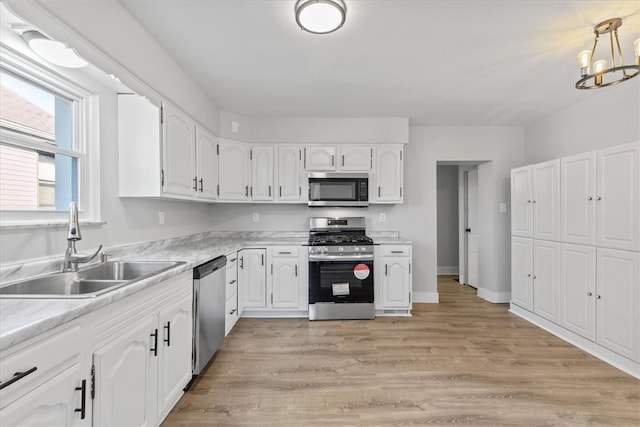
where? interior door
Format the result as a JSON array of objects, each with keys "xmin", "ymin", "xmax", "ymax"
[{"xmin": 466, "ymin": 169, "xmax": 479, "ymax": 288}]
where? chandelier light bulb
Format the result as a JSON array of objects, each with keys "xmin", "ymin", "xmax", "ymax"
[
  {"xmin": 577, "ymin": 50, "xmax": 591, "ymax": 75},
  {"xmin": 593, "ymin": 59, "xmax": 607, "ymax": 85}
]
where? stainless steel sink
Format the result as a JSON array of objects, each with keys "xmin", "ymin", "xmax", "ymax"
[{"xmin": 0, "ymin": 261, "xmax": 185, "ymax": 299}]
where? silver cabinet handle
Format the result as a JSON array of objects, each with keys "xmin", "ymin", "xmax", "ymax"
[
  {"xmin": 341, "ymin": 155, "xmax": 345, "ymax": 167},
  {"xmin": 245, "ymin": 186, "xmax": 249, "ymax": 197},
  {"xmin": 391, "ymin": 250, "xmax": 404, "ymax": 254},
  {"xmin": 230, "ymin": 279, "xmax": 237, "ymax": 284},
  {"xmin": 199, "ymin": 178, "xmax": 203, "ymax": 192},
  {"xmin": 295, "ymin": 264, "xmax": 298, "ymax": 277},
  {"xmin": 193, "ymin": 176, "xmax": 198, "ymax": 191},
  {"xmin": 331, "ymin": 155, "xmax": 335, "ymax": 167},
  {"xmin": 385, "ymin": 264, "xmax": 388, "ymax": 276},
  {"xmin": 269, "ymin": 185, "xmax": 271, "ymax": 197},
  {"xmin": 279, "ymin": 251, "xmax": 292, "ymax": 255}
]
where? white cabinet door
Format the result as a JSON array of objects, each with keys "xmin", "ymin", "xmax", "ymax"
[
  {"xmin": 93, "ymin": 315, "xmax": 158, "ymax": 427},
  {"xmin": 251, "ymin": 146, "xmax": 274, "ymax": 200},
  {"xmin": 532, "ymin": 160, "xmax": 560, "ymax": 241},
  {"xmin": 374, "ymin": 145, "xmax": 403, "ymax": 203},
  {"xmin": 162, "ymin": 102, "xmax": 196, "ymax": 197},
  {"xmin": 561, "ymin": 152, "xmax": 596, "ymax": 245},
  {"xmin": 157, "ymin": 295, "xmax": 192, "ymax": 420},
  {"xmin": 381, "ymin": 257, "xmax": 411, "ymax": 308},
  {"xmin": 218, "ymin": 139, "xmax": 250, "ymax": 201},
  {"xmin": 596, "ymin": 142, "xmax": 640, "ymax": 252},
  {"xmin": 596, "ymin": 248, "xmax": 640, "ymax": 361},
  {"xmin": 511, "ymin": 166, "xmax": 533, "ymax": 237},
  {"xmin": 559, "ymin": 244, "xmax": 596, "ymax": 340},
  {"xmin": 239, "ymin": 249, "xmax": 267, "ymax": 309},
  {"xmin": 304, "ymin": 146, "xmax": 336, "ymax": 171},
  {"xmin": 271, "ymin": 258, "xmax": 300, "ymax": 309},
  {"xmin": 195, "ymin": 126, "xmax": 218, "ymax": 200},
  {"xmin": 511, "ymin": 237, "xmax": 533, "ymax": 311},
  {"xmin": 339, "ymin": 145, "xmax": 373, "ymax": 171},
  {"xmin": 0, "ymin": 363, "xmax": 88, "ymax": 427},
  {"xmin": 532, "ymin": 240, "xmax": 560, "ymax": 323},
  {"xmin": 276, "ymin": 145, "xmax": 302, "ymax": 202}
]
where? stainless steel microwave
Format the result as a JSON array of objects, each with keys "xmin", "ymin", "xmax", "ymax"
[{"xmin": 308, "ymin": 173, "xmax": 369, "ymax": 207}]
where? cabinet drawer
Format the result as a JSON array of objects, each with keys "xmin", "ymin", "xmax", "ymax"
[
  {"xmin": 271, "ymin": 246, "xmax": 300, "ymax": 257},
  {"xmin": 226, "ymin": 275, "xmax": 238, "ymax": 300},
  {"xmin": 0, "ymin": 324, "xmax": 82, "ymax": 409},
  {"xmin": 381, "ymin": 245, "xmax": 411, "ymax": 257},
  {"xmin": 225, "ymin": 294, "xmax": 238, "ymax": 319}
]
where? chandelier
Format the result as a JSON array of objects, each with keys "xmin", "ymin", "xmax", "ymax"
[{"xmin": 575, "ymin": 18, "xmax": 640, "ymax": 89}]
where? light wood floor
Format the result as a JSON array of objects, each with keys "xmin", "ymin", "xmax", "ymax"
[{"xmin": 163, "ymin": 276, "xmax": 640, "ymax": 426}]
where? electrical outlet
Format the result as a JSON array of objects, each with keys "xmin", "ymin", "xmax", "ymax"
[
  {"xmin": 231, "ymin": 121, "xmax": 239, "ymax": 133},
  {"xmin": 252, "ymin": 212, "xmax": 260, "ymax": 222},
  {"xmin": 499, "ymin": 202, "xmax": 507, "ymax": 213},
  {"xmin": 158, "ymin": 211, "xmax": 165, "ymax": 225},
  {"xmin": 379, "ymin": 213, "xmax": 386, "ymax": 222}
]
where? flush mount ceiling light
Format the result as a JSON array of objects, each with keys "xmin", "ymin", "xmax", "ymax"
[
  {"xmin": 575, "ymin": 18, "xmax": 640, "ymax": 89},
  {"xmin": 295, "ymin": 0, "xmax": 346, "ymax": 34},
  {"xmin": 22, "ymin": 30, "xmax": 88, "ymax": 68}
]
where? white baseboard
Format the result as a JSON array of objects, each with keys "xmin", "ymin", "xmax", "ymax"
[
  {"xmin": 477, "ymin": 287, "xmax": 511, "ymax": 303},
  {"xmin": 437, "ymin": 266, "xmax": 459, "ymax": 275},
  {"xmin": 413, "ymin": 291, "xmax": 439, "ymax": 303},
  {"xmin": 510, "ymin": 304, "xmax": 640, "ymax": 379}
]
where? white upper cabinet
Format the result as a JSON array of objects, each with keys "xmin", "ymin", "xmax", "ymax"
[
  {"xmin": 511, "ymin": 160, "xmax": 560, "ymax": 239},
  {"xmin": 275, "ymin": 145, "xmax": 303, "ymax": 202},
  {"xmin": 532, "ymin": 160, "xmax": 561, "ymax": 241},
  {"xmin": 596, "ymin": 142, "xmax": 640, "ymax": 252},
  {"xmin": 338, "ymin": 145, "xmax": 373, "ymax": 171},
  {"xmin": 162, "ymin": 102, "xmax": 196, "ymax": 197},
  {"xmin": 195, "ymin": 127, "xmax": 218, "ymax": 200},
  {"xmin": 561, "ymin": 152, "xmax": 596, "ymax": 245},
  {"xmin": 304, "ymin": 146, "xmax": 336, "ymax": 171},
  {"xmin": 118, "ymin": 94, "xmax": 218, "ymax": 202},
  {"xmin": 373, "ymin": 145, "xmax": 403, "ymax": 203},
  {"xmin": 511, "ymin": 166, "xmax": 533, "ymax": 237},
  {"xmin": 218, "ymin": 139, "xmax": 250, "ymax": 201},
  {"xmin": 250, "ymin": 146, "xmax": 274, "ymax": 201}
]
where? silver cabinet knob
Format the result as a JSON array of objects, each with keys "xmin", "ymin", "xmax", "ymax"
[
  {"xmin": 596, "ymin": 295, "xmax": 602, "ymax": 299},
  {"xmin": 587, "ymin": 196, "xmax": 593, "ymax": 201},
  {"xmin": 532, "ymin": 275, "xmax": 537, "ymax": 279},
  {"xmin": 587, "ymin": 291, "xmax": 593, "ymax": 296},
  {"xmin": 527, "ymin": 273, "xmax": 531, "ymax": 277},
  {"xmin": 596, "ymin": 196, "xmax": 602, "ymax": 201}
]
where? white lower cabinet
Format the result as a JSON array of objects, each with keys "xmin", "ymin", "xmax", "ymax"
[
  {"xmin": 91, "ymin": 271, "xmax": 193, "ymax": 427},
  {"xmin": 375, "ymin": 245, "xmax": 412, "ymax": 312},
  {"xmin": 596, "ymin": 248, "xmax": 640, "ymax": 361},
  {"xmin": 238, "ymin": 249, "xmax": 267, "ymax": 310},
  {"xmin": 511, "ymin": 237, "xmax": 534, "ymax": 311},
  {"xmin": 532, "ymin": 240, "xmax": 560, "ymax": 323},
  {"xmin": 269, "ymin": 246, "xmax": 306, "ymax": 310},
  {"xmin": 0, "ymin": 324, "xmax": 88, "ymax": 426},
  {"xmin": 559, "ymin": 244, "xmax": 596, "ymax": 340}
]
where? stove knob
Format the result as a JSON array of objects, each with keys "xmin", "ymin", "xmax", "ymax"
[
  {"xmin": 354, "ymin": 247, "xmax": 360, "ymax": 252},
  {"xmin": 338, "ymin": 246, "xmax": 344, "ymax": 252}
]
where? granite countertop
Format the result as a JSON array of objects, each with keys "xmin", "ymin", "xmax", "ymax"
[{"xmin": 0, "ymin": 230, "xmax": 409, "ymax": 351}]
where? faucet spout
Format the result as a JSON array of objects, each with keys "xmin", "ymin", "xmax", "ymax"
[
  {"xmin": 67, "ymin": 201, "xmax": 82, "ymax": 241},
  {"xmin": 63, "ymin": 202, "xmax": 102, "ymax": 272}
]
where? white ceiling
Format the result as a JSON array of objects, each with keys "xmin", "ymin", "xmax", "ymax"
[{"xmin": 119, "ymin": 0, "xmax": 640, "ymax": 126}]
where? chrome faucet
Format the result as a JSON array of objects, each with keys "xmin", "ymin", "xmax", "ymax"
[{"xmin": 63, "ymin": 202, "xmax": 102, "ymax": 272}]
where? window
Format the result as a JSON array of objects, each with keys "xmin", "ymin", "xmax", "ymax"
[{"xmin": 0, "ymin": 46, "xmax": 99, "ymax": 225}]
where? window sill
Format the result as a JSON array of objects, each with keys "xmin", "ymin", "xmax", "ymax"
[{"xmin": 0, "ymin": 220, "xmax": 106, "ymax": 230}]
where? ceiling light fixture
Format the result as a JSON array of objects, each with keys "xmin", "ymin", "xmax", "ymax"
[
  {"xmin": 295, "ymin": 0, "xmax": 346, "ymax": 34},
  {"xmin": 575, "ymin": 18, "xmax": 639, "ymax": 89},
  {"xmin": 22, "ymin": 30, "xmax": 88, "ymax": 69}
]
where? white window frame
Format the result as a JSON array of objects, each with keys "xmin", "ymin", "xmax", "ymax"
[{"xmin": 0, "ymin": 45, "xmax": 100, "ymax": 226}]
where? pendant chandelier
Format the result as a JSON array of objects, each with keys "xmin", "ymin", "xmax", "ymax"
[{"xmin": 575, "ymin": 18, "xmax": 640, "ymax": 89}]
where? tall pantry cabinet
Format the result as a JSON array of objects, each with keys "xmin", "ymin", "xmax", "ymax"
[{"xmin": 510, "ymin": 141, "xmax": 640, "ymax": 375}]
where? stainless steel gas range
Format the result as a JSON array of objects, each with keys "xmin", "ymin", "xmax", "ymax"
[{"xmin": 307, "ymin": 217, "xmax": 375, "ymax": 320}]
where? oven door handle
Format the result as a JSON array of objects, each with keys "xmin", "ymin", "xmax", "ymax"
[{"xmin": 309, "ymin": 254, "xmax": 374, "ymax": 261}]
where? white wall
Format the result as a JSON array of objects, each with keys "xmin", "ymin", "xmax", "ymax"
[
  {"xmin": 525, "ymin": 79, "xmax": 640, "ymax": 163},
  {"xmin": 0, "ymin": 1, "xmax": 218, "ymax": 265},
  {"xmin": 210, "ymin": 125, "xmax": 524, "ymax": 303},
  {"xmin": 436, "ymin": 165, "xmax": 459, "ymax": 274}
]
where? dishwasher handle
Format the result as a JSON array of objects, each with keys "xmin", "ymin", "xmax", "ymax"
[{"xmin": 193, "ymin": 255, "xmax": 227, "ymax": 279}]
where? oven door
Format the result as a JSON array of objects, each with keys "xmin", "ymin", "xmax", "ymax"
[{"xmin": 309, "ymin": 258, "xmax": 374, "ymax": 304}]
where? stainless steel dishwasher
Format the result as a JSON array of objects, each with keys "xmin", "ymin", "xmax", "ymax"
[{"xmin": 192, "ymin": 255, "xmax": 227, "ymax": 376}]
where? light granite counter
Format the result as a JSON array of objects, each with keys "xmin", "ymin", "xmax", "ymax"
[
  {"xmin": 0, "ymin": 231, "xmax": 307, "ymax": 351},
  {"xmin": 0, "ymin": 230, "xmax": 409, "ymax": 351}
]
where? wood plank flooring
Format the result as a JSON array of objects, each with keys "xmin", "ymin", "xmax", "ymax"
[{"xmin": 163, "ymin": 276, "xmax": 640, "ymax": 426}]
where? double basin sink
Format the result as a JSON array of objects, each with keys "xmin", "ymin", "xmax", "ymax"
[{"xmin": 0, "ymin": 261, "xmax": 185, "ymax": 299}]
